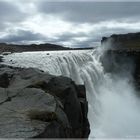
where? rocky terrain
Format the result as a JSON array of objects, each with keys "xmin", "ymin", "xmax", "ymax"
[
  {"xmin": 101, "ymin": 32, "xmax": 140, "ymax": 90},
  {"xmin": 0, "ymin": 63, "xmax": 90, "ymax": 138}
]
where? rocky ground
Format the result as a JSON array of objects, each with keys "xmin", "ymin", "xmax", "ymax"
[{"xmin": 0, "ymin": 62, "xmax": 90, "ymax": 138}]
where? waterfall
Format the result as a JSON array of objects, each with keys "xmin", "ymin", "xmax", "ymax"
[{"xmin": 2, "ymin": 48, "xmax": 140, "ymax": 138}]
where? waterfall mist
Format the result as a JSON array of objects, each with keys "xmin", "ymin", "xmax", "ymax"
[
  {"xmin": 93, "ymin": 43, "xmax": 140, "ymax": 138},
  {"xmin": 2, "ymin": 46, "xmax": 140, "ymax": 138},
  {"xmin": 95, "ymin": 74, "xmax": 140, "ymax": 138}
]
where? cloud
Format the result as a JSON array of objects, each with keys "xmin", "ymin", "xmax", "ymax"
[
  {"xmin": 0, "ymin": 1, "xmax": 27, "ymax": 32},
  {"xmin": 37, "ymin": 2, "xmax": 140, "ymax": 23},
  {"xmin": 0, "ymin": 29, "xmax": 47, "ymax": 44},
  {"xmin": 46, "ymin": 21, "xmax": 140, "ymax": 48},
  {"xmin": 0, "ymin": 1, "xmax": 140, "ymax": 48}
]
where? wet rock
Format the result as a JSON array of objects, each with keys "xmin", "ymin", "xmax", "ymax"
[{"xmin": 76, "ymin": 85, "xmax": 86, "ymax": 98}]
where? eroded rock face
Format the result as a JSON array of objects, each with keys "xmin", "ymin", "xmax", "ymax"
[
  {"xmin": 101, "ymin": 32, "xmax": 140, "ymax": 49},
  {"xmin": 101, "ymin": 32, "xmax": 140, "ymax": 90},
  {"xmin": 0, "ymin": 65, "xmax": 90, "ymax": 138}
]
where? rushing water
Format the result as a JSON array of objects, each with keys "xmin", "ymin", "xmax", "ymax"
[{"xmin": 2, "ymin": 48, "xmax": 140, "ymax": 138}]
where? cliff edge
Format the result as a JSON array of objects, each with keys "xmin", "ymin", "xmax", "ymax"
[
  {"xmin": 0, "ymin": 64, "xmax": 90, "ymax": 138},
  {"xmin": 101, "ymin": 32, "xmax": 140, "ymax": 49},
  {"xmin": 101, "ymin": 32, "xmax": 140, "ymax": 90}
]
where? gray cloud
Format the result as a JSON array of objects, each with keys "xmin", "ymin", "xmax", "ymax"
[
  {"xmin": 0, "ymin": 29, "xmax": 47, "ymax": 44},
  {"xmin": 48, "ymin": 25, "xmax": 140, "ymax": 48},
  {"xmin": 52, "ymin": 32, "xmax": 87, "ymax": 42},
  {"xmin": 38, "ymin": 2, "xmax": 140, "ymax": 23},
  {"xmin": 0, "ymin": 1, "xmax": 27, "ymax": 31},
  {"xmin": 0, "ymin": 1, "xmax": 140, "ymax": 48},
  {"xmin": 0, "ymin": 1, "xmax": 21, "ymax": 20}
]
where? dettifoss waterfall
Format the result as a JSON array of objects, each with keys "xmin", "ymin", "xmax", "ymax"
[{"xmin": 2, "ymin": 47, "xmax": 140, "ymax": 138}]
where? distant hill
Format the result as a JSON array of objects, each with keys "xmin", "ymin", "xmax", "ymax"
[
  {"xmin": 0, "ymin": 43, "xmax": 71, "ymax": 53},
  {"xmin": 0, "ymin": 43, "xmax": 93, "ymax": 53}
]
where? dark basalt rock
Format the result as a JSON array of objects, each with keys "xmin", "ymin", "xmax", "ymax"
[
  {"xmin": 31, "ymin": 76, "xmax": 90, "ymax": 138},
  {"xmin": 101, "ymin": 32, "xmax": 140, "ymax": 90},
  {"xmin": 0, "ymin": 65, "xmax": 90, "ymax": 138},
  {"xmin": 101, "ymin": 32, "xmax": 140, "ymax": 49},
  {"xmin": 0, "ymin": 73, "xmax": 9, "ymax": 88}
]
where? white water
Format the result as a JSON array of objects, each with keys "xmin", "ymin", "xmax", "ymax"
[{"xmin": 1, "ymin": 49, "xmax": 140, "ymax": 138}]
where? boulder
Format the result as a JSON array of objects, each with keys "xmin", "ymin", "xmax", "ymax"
[
  {"xmin": 0, "ymin": 65, "xmax": 90, "ymax": 138},
  {"xmin": 0, "ymin": 88, "xmax": 56, "ymax": 138}
]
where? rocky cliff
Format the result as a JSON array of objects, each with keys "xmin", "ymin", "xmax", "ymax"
[
  {"xmin": 101, "ymin": 32, "xmax": 140, "ymax": 49},
  {"xmin": 0, "ymin": 64, "xmax": 90, "ymax": 138},
  {"xmin": 101, "ymin": 32, "xmax": 140, "ymax": 90}
]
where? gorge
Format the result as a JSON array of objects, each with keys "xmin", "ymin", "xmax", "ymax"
[{"xmin": 1, "ymin": 32, "xmax": 140, "ymax": 138}]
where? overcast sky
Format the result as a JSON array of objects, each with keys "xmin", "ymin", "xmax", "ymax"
[{"xmin": 0, "ymin": 0, "xmax": 140, "ymax": 48}]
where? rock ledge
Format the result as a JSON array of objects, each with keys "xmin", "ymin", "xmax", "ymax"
[{"xmin": 0, "ymin": 64, "xmax": 90, "ymax": 138}]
